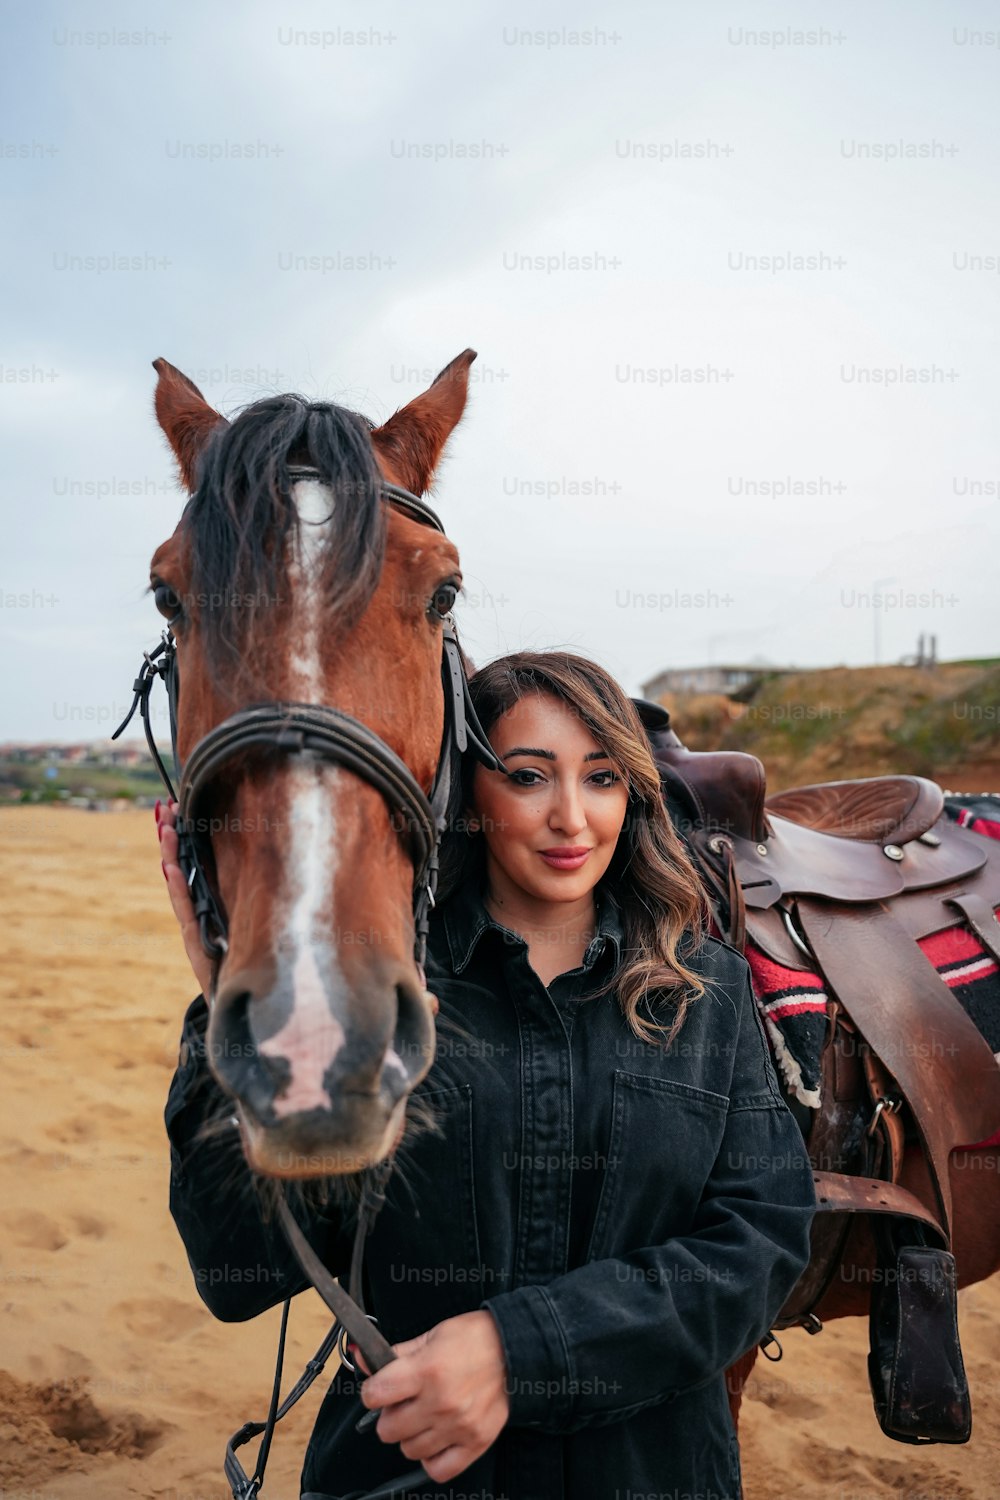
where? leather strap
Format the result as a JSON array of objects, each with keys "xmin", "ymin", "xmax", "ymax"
[
  {"xmin": 182, "ymin": 706, "xmax": 434, "ymax": 848},
  {"xmin": 946, "ymin": 890, "xmax": 1000, "ymax": 966},
  {"xmin": 179, "ymin": 703, "xmax": 438, "ymax": 902},
  {"xmin": 224, "ymin": 1183, "xmax": 429, "ymax": 1500},
  {"xmin": 860, "ymin": 1047, "xmax": 907, "ymax": 1185},
  {"xmin": 795, "ymin": 897, "xmax": 1000, "ymax": 1248},
  {"xmin": 274, "ymin": 1199, "xmax": 397, "ymax": 1374},
  {"xmin": 810, "ymin": 1171, "xmax": 950, "ymax": 1239},
  {"xmin": 272, "ymin": 1197, "xmax": 428, "ymax": 1500}
]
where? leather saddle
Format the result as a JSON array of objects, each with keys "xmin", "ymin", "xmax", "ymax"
[
  {"xmin": 632, "ymin": 697, "xmax": 1000, "ymax": 1440},
  {"xmin": 633, "ymin": 701, "xmax": 989, "ymax": 910}
]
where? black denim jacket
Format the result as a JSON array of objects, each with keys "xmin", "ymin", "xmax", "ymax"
[{"xmin": 166, "ymin": 878, "xmax": 817, "ymax": 1500}]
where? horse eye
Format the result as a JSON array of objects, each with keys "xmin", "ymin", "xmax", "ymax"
[
  {"xmin": 430, "ymin": 580, "xmax": 459, "ymax": 620},
  {"xmin": 153, "ymin": 582, "xmax": 183, "ymax": 620}
]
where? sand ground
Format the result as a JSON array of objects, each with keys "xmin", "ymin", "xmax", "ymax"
[{"xmin": 1, "ymin": 807, "xmax": 997, "ymax": 1499}]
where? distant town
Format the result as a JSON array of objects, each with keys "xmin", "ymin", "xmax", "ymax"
[{"xmin": 0, "ymin": 739, "xmax": 161, "ymax": 808}]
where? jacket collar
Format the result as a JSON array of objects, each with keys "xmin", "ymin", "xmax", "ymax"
[{"xmin": 441, "ymin": 873, "xmax": 625, "ymax": 977}]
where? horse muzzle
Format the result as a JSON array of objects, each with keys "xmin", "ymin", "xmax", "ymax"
[{"xmin": 208, "ymin": 958, "xmax": 434, "ymax": 1176}]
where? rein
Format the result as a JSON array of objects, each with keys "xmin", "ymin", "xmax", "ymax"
[{"xmin": 116, "ymin": 471, "xmax": 504, "ymax": 1498}]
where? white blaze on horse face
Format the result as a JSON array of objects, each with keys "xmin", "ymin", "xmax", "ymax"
[
  {"xmin": 262, "ymin": 477, "xmax": 346, "ymax": 1115},
  {"xmin": 262, "ymin": 763, "xmax": 347, "ymax": 1117},
  {"xmin": 287, "ymin": 476, "xmax": 333, "ymax": 699}
]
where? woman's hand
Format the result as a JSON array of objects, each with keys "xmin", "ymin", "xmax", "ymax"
[
  {"xmin": 355, "ymin": 1310, "xmax": 510, "ymax": 1483},
  {"xmin": 155, "ymin": 799, "xmax": 214, "ymax": 1000}
]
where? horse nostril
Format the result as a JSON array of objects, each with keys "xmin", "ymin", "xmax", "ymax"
[
  {"xmin": 390, "ymin": 980, "xmax": 434, "ymax": 1088},
  {"xmin": 209, "ymin": 988, "xmax": 286, "ymax": 1115},
  {"xmin": 213, "ymin": 986, "xmax": 252, "ymax": 1062}
]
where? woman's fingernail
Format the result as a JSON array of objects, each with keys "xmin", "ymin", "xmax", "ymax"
[{"xmin": 154, "ymin": 799, "xmax": 162, "ymax": 824}]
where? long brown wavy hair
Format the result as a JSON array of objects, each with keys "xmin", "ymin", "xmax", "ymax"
[{"xmin": 437, "ymin": 650, "xmax": 711, "ymax": 1046}]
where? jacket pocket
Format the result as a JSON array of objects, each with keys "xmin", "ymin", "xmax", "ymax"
[
  {"xmin": 585, "ymin": 1070, "xmax": 729, "ymax": 1263},
  {"xmin": 363, "ymin": 1082, "xmax": 484, "ymax": 1340}
]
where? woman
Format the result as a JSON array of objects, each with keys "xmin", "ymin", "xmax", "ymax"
[{"xmin": 159, "ymin": 649, "xmax": 817, "ymax": 1500}]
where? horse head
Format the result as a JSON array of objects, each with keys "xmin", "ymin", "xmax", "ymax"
[{"xmin": 148, "ymin": 351, "xmax": 481, "ymax": 1178}]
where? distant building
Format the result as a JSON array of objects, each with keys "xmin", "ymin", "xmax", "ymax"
[
  {"xmin": 0, "ymin": 740, "xmax": 156, "ymax": 769},
  {"xmin": 103, "ymin": 745, "xmax": 146, "ymax": 768},
  {"xmin": 641, "ymin": 664, "xmax": 793, "ymax": 698}
]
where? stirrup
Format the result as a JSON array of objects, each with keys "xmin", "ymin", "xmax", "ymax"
[{"xmin": 867, "ymin": 1220, "xmax": 971, "ymax": 1444}]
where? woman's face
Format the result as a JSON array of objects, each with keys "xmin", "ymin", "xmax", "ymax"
[{"xmin": 469, "ymin": 690, "xmax": 630, "ymax": 907}]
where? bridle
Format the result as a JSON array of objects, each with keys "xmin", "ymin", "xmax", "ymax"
[
  {"xmin": 114, "ymin": 470, "xmax": 503, "ymax": 979},
  {"xmin": 115, "ymin": 469, "xmax": 505, "ymax": 1498}
]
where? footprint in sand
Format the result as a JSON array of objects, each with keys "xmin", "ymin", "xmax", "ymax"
[
  {"xmin": 864, "ymin": 1451, "xmax": 977, "ymax": 1500},
  {"xmin": 111, "ymin": 1296, "xmax": 208, "ymax": 1340},
  {"xmin": 744, "ymin": 1376, "xmax": 824, "ymax": 1420},
  {"xmin": 8, "ymin": 1211, "xmax": 68, "ymax": 1252},
  {"xmin": 798, "ymin": 1437, "xmax": 978, "ymax": 1500},
  {"xmin": 70, "ymin": 1213, "xmax": 107, "ymax": 1239},
  {"xmin": 44, "ymin": 1115, "xmax": 99, "ymax": 1144}
]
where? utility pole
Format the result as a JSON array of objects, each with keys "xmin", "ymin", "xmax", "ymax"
[{"xmin": 872, "ymin": 576, "xmax": 897, "ymax": 665}]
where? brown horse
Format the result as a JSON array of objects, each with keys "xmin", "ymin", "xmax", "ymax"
[{"xmin": 149, "ymin": 351, "xmax": 480, "ymax": 1178}]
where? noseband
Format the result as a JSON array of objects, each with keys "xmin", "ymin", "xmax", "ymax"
[
  {"xmin": 116, "ymin": 469, "xmax": 505, "ymax": 1499},
  {"xmin": 114, "ymin": 470, "xmax": 504, "ymax": 981}
]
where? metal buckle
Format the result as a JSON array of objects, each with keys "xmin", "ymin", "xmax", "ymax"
[
  {"xmin": 779, "ymin": 903, "xmax": 814, "ymax": 960},
  {"xmin": 337, "ymin": 1314, "xmax": 380, "ymax": 1372},
  {"xmin": 338, "ymin": 1314, "xmax": 380, "ymax": 1374},
  {"xmin": 866, "ymin": 1096, "xmax": 901, "ymax": 1137}
]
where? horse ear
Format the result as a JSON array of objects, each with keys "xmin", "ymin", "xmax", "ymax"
[
  {"xmin": 152, "ymin": 358, "xmax": 228, "ymax": 492},
  {"xmin": 371, "ymin": 349, "xmax": 477, "ymax": 495}
]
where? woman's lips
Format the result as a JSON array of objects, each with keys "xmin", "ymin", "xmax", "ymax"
[{"xmin": 539, "ymin": 848, "xmax": 591, "ymax": 870}]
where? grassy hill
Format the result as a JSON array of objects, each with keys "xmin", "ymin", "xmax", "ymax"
[
  {"xmin": 0, "ymin": 757, "xmax": 162, "ymax": 805},
  {"xmin": 658, "ymin": 662, "xmax": 1000, "ymax": 794}
]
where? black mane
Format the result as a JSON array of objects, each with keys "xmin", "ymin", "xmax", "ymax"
[{"xmin": 184, "ymin": 394, "xmax": 387, "ymax": 696}]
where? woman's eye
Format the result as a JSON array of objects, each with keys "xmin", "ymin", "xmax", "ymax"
[
  {"xmin": 510, "ymin": 769, "xmax": 544, "ymax": 786},
  {"xmin": 429, "ymin": 580, "xmax": 460, "ymax": 619},
  {"xmin": 590, "ymin": 771, "xmax": 621, "ymax": 788},
  {"xmin": 153, "ymin": 582, "xmax": 182, "ymax": 620}
]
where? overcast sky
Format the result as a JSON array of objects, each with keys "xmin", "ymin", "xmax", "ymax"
[{"xmin": 2, "ymin": 0, "xmax": 999, "ymax": 741}]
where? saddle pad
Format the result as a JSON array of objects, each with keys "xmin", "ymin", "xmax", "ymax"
[
  {"xmin": 740, "ymin": 905, "xmax": 1000, "ymax": 1148},
  {"xmin": 742, "ymin": 945, "xmax": 829, "ymax": 1110},
  {"xmin": 945, "ymin": 793, "xmax": 1000, "ymax": 840}
]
